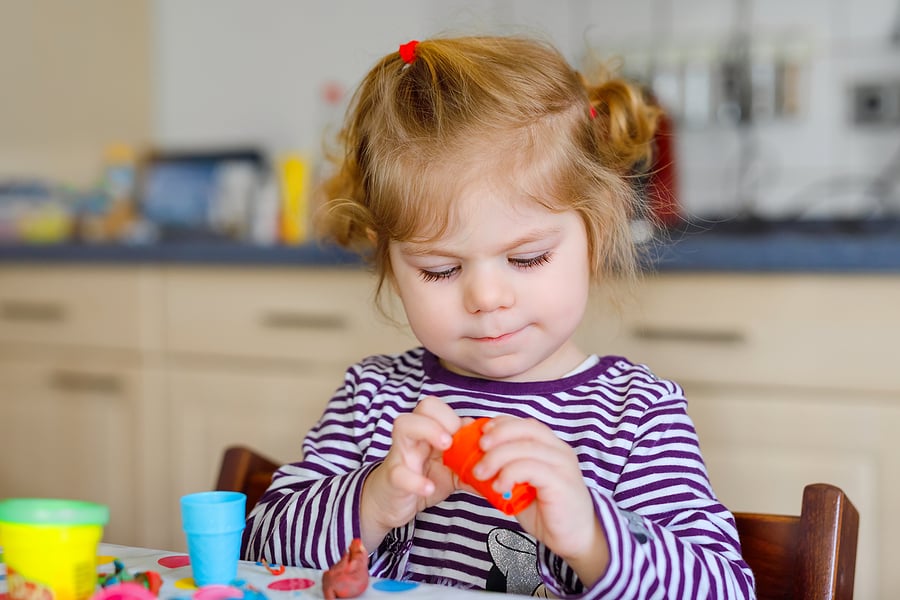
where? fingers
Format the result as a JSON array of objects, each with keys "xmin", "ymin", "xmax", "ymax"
[
  {"xmin": 381, "ymin": 458, "xmax": 436, "ymax": 497},
  {"xmin": 383, "ymin": 401, "xmax": 457, "ymax": 497},
  {"xmin": 474, "ymin": 417, "xmax": 580, "ymax": 494},
  {"xmin": 413, "ymin": 395, "xmax": 462, "ymax": 440},
  {"xmin": 391, "ymin": 411, "xmax": 451, "ymax": 462}
]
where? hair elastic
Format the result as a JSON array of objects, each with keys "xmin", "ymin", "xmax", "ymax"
[
  {"xmin": 399, "ymin": 40, "xmax": 419, "ymax": 64},
  {"xmin": 589, "ymin": 105, "xmax": 598, "ymax": 119}
]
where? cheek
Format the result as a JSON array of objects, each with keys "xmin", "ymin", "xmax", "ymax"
[
  {"xmin": 537, "ymin": 256, "xmax": 591, "ymax": 317},
  {"xmin": 395, "ymin": 280, "xmax": 456, "ymax": 341},
  {"xmin": 404, "ymin": 301, "xmax": 456, "ymax": 350}
]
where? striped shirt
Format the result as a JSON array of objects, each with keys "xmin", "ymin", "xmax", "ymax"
[{"xmin": 242, "ymin": 348, "xmax": 754, "ymax": 599}]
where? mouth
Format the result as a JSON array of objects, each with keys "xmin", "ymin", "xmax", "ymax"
[{"xmin": 470, "ymin": 326, "xmax": 526, "ymax": 343}]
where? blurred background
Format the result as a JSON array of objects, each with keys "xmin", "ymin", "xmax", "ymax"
[
  {"xmin": 1, "ymin": 1, "xmax": 899, "ymax": 597},
  {"xmin": 2, "ymin": 0, "xmax": 899, "ymax": 244}
]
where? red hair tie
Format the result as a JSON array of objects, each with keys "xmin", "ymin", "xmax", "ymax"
[{"xmin": 399, "ymin": 40, "xmax": 419, "ymax": 64}]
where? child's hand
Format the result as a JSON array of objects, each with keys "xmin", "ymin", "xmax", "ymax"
[
  {"xmin": 359, "ymin": 396, "xmax": 461, "ymax": 549},
  {"xmin": 475, "ymin": 416, "xmax": 610, "ymax": 585}
]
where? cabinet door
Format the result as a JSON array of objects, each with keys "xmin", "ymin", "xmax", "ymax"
[
  {"xmin": 0, "ymin": 354, "xmax": 144, "ymax": 545},
  {"xmin": 0, "ymin": 266, "xmax": 163, "ymax": 352},
  {"xmin": 577, "ymin": 274, "xmax": 900, "ymax": 392},
  {"xmin": 163, "ymin": 267, "xmax": 416, "ymax": 365},
  {"xmin": 161, "ymin": 365, "xmax": 345, "ymax": 551},
  {"xmin": 685, "ymin": 384, "xmax": 898, "ymax": 600}
]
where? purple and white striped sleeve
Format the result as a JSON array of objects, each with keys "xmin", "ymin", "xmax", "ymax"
[
  {"xmin": 538, "ymin": 393, "xmax": 755, "ymax": 599},
  {"xmin": 240, "ymin": 366, "xmax": 380, "ymax": 567}
]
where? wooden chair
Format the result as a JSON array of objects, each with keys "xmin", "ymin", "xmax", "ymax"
[
  {"xmin": 215, "ymin": 445, "xmax": 281, "ymax": 516},
  {"xmin": 733, "ymin": 483, "xmax": 859, "ymax": 600}
]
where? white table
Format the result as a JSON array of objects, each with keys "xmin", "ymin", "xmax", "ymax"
[{"xmin": 97, "ymin": 543, "xmax": 527, "ymax": 600}]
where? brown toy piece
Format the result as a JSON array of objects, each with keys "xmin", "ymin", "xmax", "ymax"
[{"xmin": 322, "ymin": 538, "xmax": 369, "ymax": 600}]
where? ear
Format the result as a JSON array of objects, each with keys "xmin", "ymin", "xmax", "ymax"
[{"xmin": 366, "ymin": 227, "xmax": 378, "ymax": 245}]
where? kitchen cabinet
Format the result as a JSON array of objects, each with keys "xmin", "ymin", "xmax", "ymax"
[
  {"xmin": 577, "ymin": 273, "xmax": 900, "ymax": 392},
  {"xmin": 159, "ymin": 366, "xmax": 342, "ymax": 551},
  {"xmin": 0, "ymin": 265, "xmax": 417, "ymax": 550},
  {"xmin": 156, "ymin": 267, "xmax": 417, "ymax": 551},
  {"xmin": 0, "ymin": 265, "xmax": 418, "ymax": 549},
  {"xmin": 0, "ymin": 351, "xmax": 164, "ymax": 545},
  {"xmin": 576, "ymin": 273, "xmax": 900, "ymax": 599},
  {"xmin": 3, "ymin": 264, "xmax": 899, "ymax": 597},
  {"xmin": 0, "ymin": 266, "xmax": 164, "ymax": 546},
  {"xmin": 0, "ymin": 265, "xmax": 163, "ymax": 352},
  {"xmin": 160, "ymin": 268, "xmax": 414, "ymax": 365}
]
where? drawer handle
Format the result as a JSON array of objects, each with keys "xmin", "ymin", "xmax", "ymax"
[
  {"xmin": 50, "ymin": 370, "xmax": 123, "ymax": 394},
  {"xmin": 631, "ymin": 325, "xmax": 745, "ymax": 345},
  {"xmin": 1, "ymin": 300, "xmax": 65, "ymax": 323},
  {"xmin": 260, "ymin": 311, "xmax": 346, "ymax": 331}
]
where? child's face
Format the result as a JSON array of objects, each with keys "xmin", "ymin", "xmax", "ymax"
[{"xmin": 388, "ymin": 182, "xmax": 591, "ymax": 382}]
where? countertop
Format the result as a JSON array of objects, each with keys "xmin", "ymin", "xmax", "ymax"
[
  {"xmin": 647, "ymin": 218, "xmax": 900, "ymax": 272},
  {"xmin": 1, "ymin": 219, "xmax": 898, "ymax": 272}
]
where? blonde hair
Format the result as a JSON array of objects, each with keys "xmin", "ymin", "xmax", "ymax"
[{"xmin": 316, "ymin": 35, "xmax": 660, "ymax": 305}]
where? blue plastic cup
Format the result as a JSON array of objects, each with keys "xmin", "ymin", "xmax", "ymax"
[{"xmin": 180, "ymin": 491, "xmax": 246, "ymax": 586}]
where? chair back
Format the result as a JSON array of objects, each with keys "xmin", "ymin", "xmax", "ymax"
[
  {"xmin": 215, "ymin": 445, "xmax": 280, "ymax": 516},
  {"xmin": 733, "ymin": 483, "xmax": 859, "ymax": 600}
]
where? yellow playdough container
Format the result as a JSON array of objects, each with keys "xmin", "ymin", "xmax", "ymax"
[{"xmin": 0, "ymin": 498, "xmax": 109, "ymax": 600}]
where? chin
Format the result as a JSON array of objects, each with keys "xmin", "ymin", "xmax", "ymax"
[{"xmin": 462, "ymin": 357, "xmax": 540, "ymax": 382}]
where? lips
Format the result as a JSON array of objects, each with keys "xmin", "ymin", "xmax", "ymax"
[
  {"xmin": 473, "ymin": 332, "xmax": 513, "ymax": 342},
  {"xmin": 470, "ymin": 325, "xmax": 527, "ymax": 342}
]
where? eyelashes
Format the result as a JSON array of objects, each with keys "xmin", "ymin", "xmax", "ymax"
[
  {"xmin": 509, "ymin": 252, "xmax": 552, "ymax": 269},
  {"xmin": 417, "ymin": 252, "xmax": 553, "ymax": 282},
  {"xmin": 418, "ymin": 266, "xmax": 459, "ymax": 282}
]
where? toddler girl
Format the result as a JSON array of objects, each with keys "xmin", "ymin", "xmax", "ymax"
[{"xmin": 242, "ymin": 35, "xmax": 753, "ymax": 599}]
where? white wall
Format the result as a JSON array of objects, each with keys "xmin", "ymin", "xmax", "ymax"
[
  {"xmin": 153, "ymin": 0, "xmax": 900, "ymax": 220},
  {"xmin": 152, "ymin": 0, "xmax": 592, "ymax": 151}
]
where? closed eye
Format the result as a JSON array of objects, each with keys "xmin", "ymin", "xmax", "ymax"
[
  {"xmin": 417, "ymin": 252, "xmax": 551, "ymax": 281},
  {"xmin": 509, "ymin": 252, "xmax": 552, "ymax": 270},
  {"xmin": 418, "ymin": 266, "xmax": 460, "ymax": 282}
]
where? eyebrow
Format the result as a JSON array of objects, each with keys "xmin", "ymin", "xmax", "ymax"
[{"xmin": 400, "ymin": 227, "xmax": 563, "ymax": 257}]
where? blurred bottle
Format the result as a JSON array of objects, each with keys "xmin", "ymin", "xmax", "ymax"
[
  {"xmin": 104, "ymin": 143, "xmax": 137, "ymax": 204},
  {"xmin": 83, "ymin": 143, "xmax": 138, "ymax": 243},
  {"xmin": 249, "ymin": 171, "xmax": 279, "ymax": 246},
  {"xmin": 278, "ymin": 153, "xmax": 311, "ymax": 245}
]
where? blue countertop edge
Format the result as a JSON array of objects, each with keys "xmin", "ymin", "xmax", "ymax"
[
  {"xmin": 645, "ymin": 230, "xmax": 900, "ymax": 273},
  {"xmin": 0, "ymin": 241, "xmax": 367, "ymax": 268},
  {"xmin": 1, "ymin": 227, "xmax": 899, "ymax": 272}
]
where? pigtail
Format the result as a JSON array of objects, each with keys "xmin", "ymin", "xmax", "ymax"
[{"xmin": 586, "ymin": 78, "xmax": 661, "ymax": 175}]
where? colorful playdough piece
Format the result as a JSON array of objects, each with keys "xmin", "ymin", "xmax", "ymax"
[
  {"xmin": 442, "ymin": 417, "xmax": 536, "ymax": 515},
  {"xmin": 267, "ymin": 578, "xmax": 314, "ymax": 591},
  {"xmin": 322, "ymin": 538, "xmax": 369, "ymax": 600},
  {"xmin": 158, "ymin": 555, "xmax": 191, "ymax": 569},
  {"xmin": 372, "ymin": 580, "xmax": 419, "ymax": 592}
]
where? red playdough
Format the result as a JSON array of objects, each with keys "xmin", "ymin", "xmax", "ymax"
[
  {"xmin": 322, "ymin": 538, "xmax": 369, "ymax": 600},
  {"xmin": 442, "ymin": 417, "xmax": 536, "ymax": 515}
]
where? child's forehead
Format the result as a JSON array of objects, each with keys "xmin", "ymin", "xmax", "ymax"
[
  {"xmin": 403, "ymin": 181, "xmax": 562, "ymax": 244},
  {"xmin": 385, "ymin": 135, "xmax": 567, "ymax": 241}
]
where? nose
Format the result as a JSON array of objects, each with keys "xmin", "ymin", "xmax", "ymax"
[{"xmin": 462, "ymin": 265, "xmax": 515, "ymax": 314}]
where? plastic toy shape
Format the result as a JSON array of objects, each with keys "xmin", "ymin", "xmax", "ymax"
[
  {"xmin": 91, "ymin": 582, "xmax": 158, "ymax": 600},
  {"xmin": 442, "ymin": 417, "xmax": 536, "ymax": 515},
  {"xmin": 322, "ymin": 538, "xmax": 369, "ymax": 600}
]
